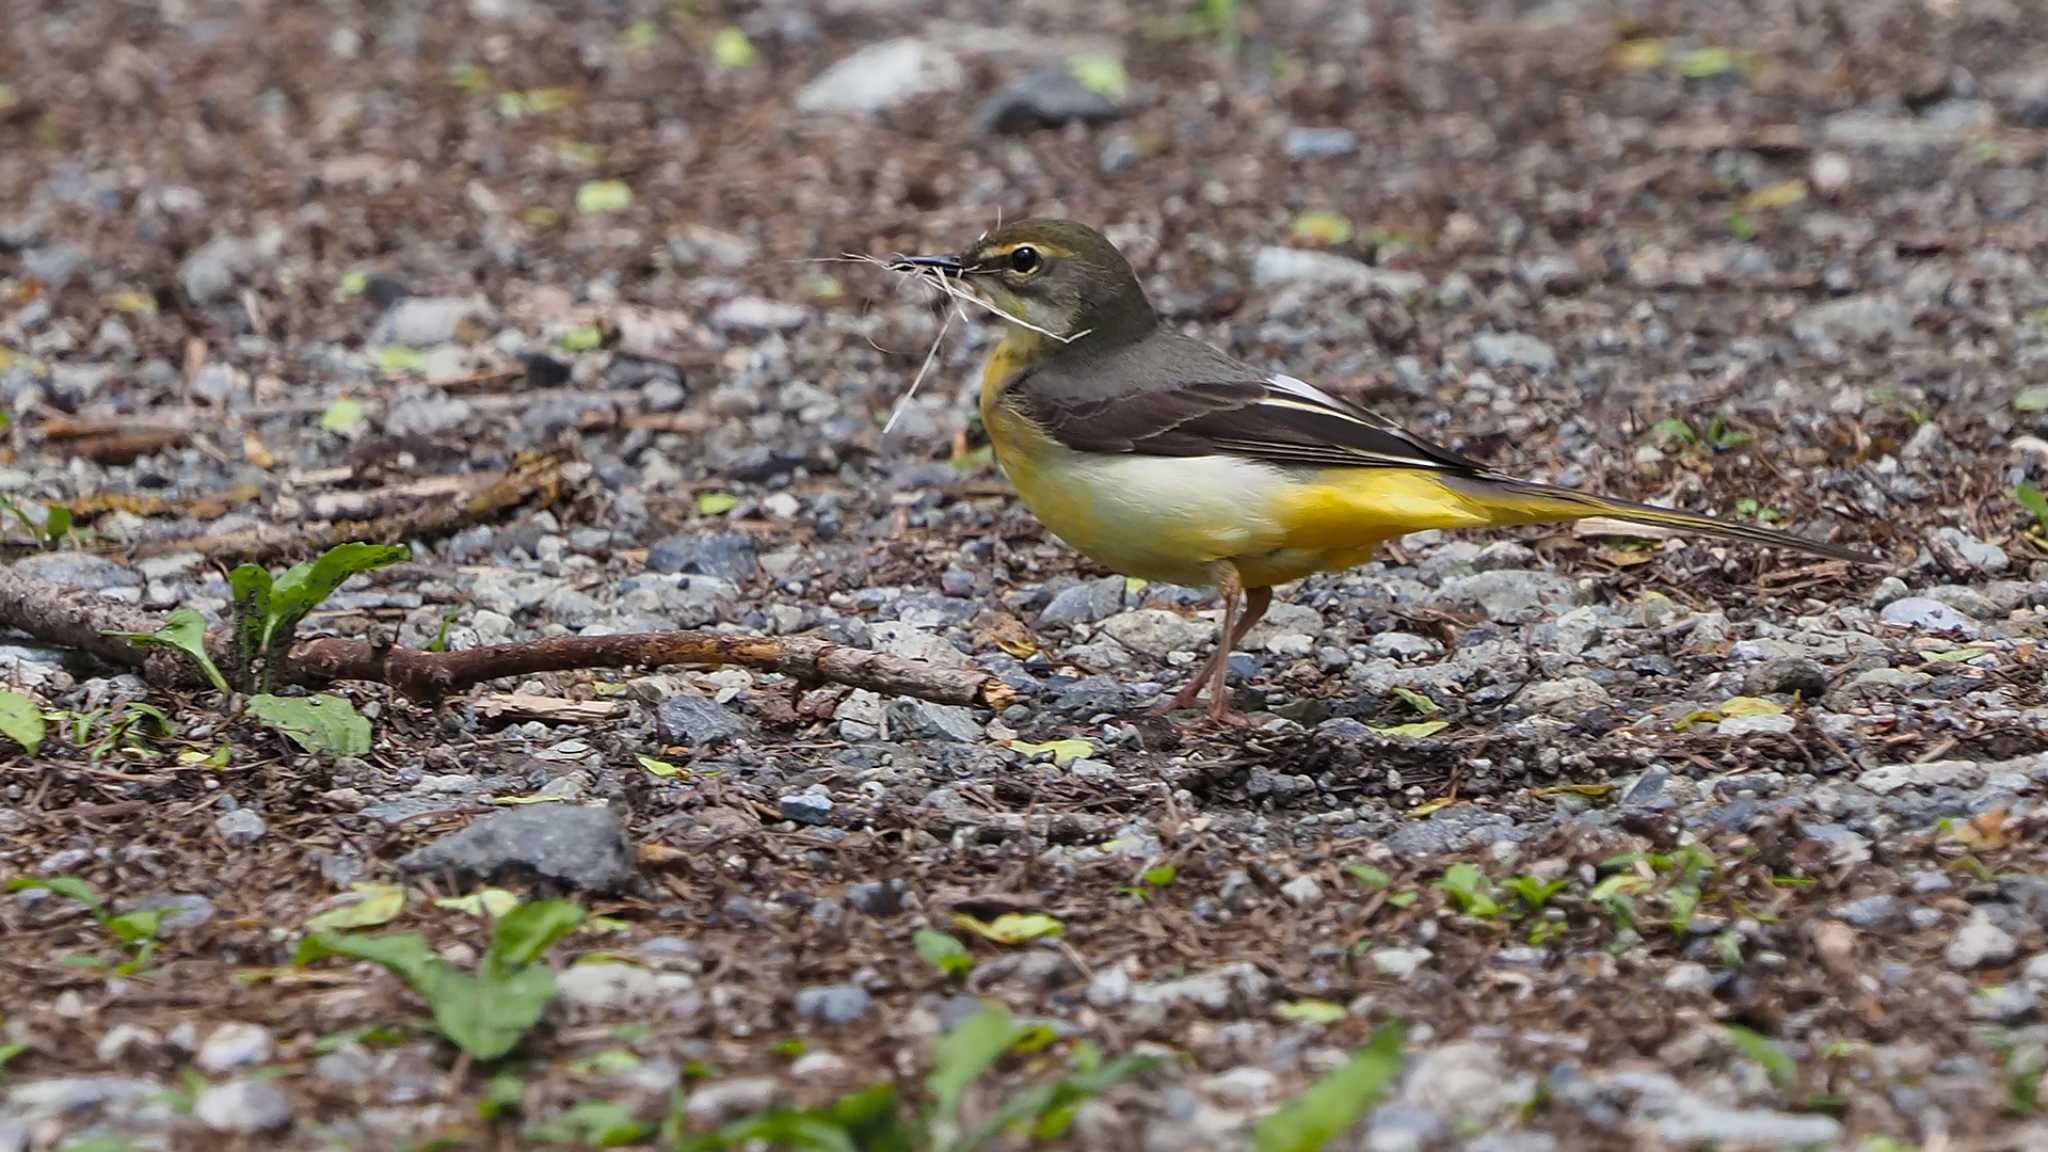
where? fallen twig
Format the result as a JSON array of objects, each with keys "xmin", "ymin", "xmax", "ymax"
[
  {"xmin": 0, "ymin": 565, "xmax": 1018, "ymax": 712},
  {"xmin": 121, "ymin": 449, "xmax": 577, "ymax": 563}
]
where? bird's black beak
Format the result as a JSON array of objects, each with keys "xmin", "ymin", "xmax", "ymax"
[{"xmin": 892, "ymin": 253, "xmax": 967, "ymax": 276}]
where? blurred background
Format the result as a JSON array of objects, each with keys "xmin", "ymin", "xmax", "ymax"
[{"xmin": 3, "ymin": 0, "xmax": 2043, "ymax": 522}]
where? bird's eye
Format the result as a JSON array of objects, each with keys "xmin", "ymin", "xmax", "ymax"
[{"xmin": 1007, "ymin": 245, "xmax": 1042, "ymax": 275}]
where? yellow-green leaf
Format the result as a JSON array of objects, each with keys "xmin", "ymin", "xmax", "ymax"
[
  {"xmin": 436, "ymin": 888, "xmax": 521, "ymax": 919},
  {"xmin": 103, "ymin": 291, "xmax": 157, "ymax": 315},
  {"xmin": 1675, "ymin": 46, "xmax": 1737, "ymax": 79},
  {"xmin": 1407, "ymin": 795, "xmax": 1457, "ymax": 818},
  {"xmin": 305, "ymin": 884, "xmax": 408, "ymax": 932},
  {"xmin": 952, "ymin": 912, "xmax": 1063, "ymax": 944},
  {"xmin": 696, "ymin": 491, "xmax": 739, "ymax": 516},
  {"xmin": 1276, "ymin": 999, "xmax": 1347, "ymax": 1025},
  {"xmin": 321, "ymin": 397, "xmax": 369, "ymax": 436},
  {"xmin": 1068, "ymin": 54, "xmax": 1128, "ymax": 100},
  {"xmin": 636, "ymin": 754, "xmax": 685, "ymax": 779},
  {"xmin": 1289, "ymin": 209, "xmax": 1355, "ymax": 247},
  {"xmin": 487, "ymin": 794, "xmax": 565, "ymax": 806},
  {"xmin": 1717, "ymin": 696, "xmax": 1785, "ymax": 719},
  {"xmin": 1006, "ymin": 738, "xmax": 1094, "ymax": 765},
  {"xmin": 0, "ymin": 690, "xmax": 45, "ymax": 755},
  {"xmin": 575, "ymin": 179, "xmax": 634, "ymax": 216},
  {"xmin": 376, "ymin": 346, "xmax": 427, "ymax": 375},
  {"xmin": 1369, "ymin": 720, "xmax": 1448, "ymax": 740},
  {"xmin": 558, "ymin": 325, "xmax": 603, "ymax": 351},
  {"xmin": 1741, "ymin": 180, "xmax": 1808, "ymax": 213},
  {"xmin": 1615, "ymin": 38, "xmax": 1666, "ymax": 71},
  {"xmin": 711, "ymin": 26, "xmax": 756, "ymax": 69}
]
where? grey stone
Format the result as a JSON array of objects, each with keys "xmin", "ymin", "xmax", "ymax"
[
  {"xmin": 1402, "ymin": 1041, "xmax": 1537, "ymax": 1126},
  {"xmin": 1365, "ymin": 1104, "xmax": 1446, "ymax": 1152},
  {"xmin": 1857, "ymin": 757, "xmax": 1995, "ymax": 795},
  {"xmin": 1131, "ymin": 963, "xmax": 1270, "ymax": 1012},
  {"xmin": 1250, "ymin": 247, "xmax": 1427, "ymax": 298},
  {"xmin": 1742, "ymin": 657, "xmax": 1829, "ymax": 698},
  {"xmin": 1828, "ymin": 666, "xmax": 1932, "ymax": 707},
  {"xmin": 845, "ymin": 880, "xmax": 905, "ymax": 917},
  {"xmin": 1794, "ymin": 293, "xmax": 1910, "ymax": 347},
  {"xmin": 1968, "ymin": 983, "xmax": 2035, "ymax": 1023},
  {"xmin": 886, "ymin": 698, "xmax": 981, "ymax": 742},
  {"xmin": 1100, "ymin": 609, "xmax": 1211, "ymax": 659},
  {"xmin": 793, "ymin": 983, "xmax": 872, "ymax": 1025},
  {"xmin": 194, "ymin": 1077, "xmax": 293, "ymax": 1133},
  {"xmin": 1280, "ymin": 874, "xmax": 1324, "ymax": 908},
  {"xmin": 372, "ymin": 295, "xmax": 492, "ymax": 347},
  {"xmin": 555, "ymin": 963, "xmax": 698, "ymax": 1011},
  {"xmin": 1518, "ymin": 676, "xmax": 1610, "ymax": 716},
  {"xmin": 1471, "ymin": 331, "xmax": 1559, "ymax": 374},
  {"xmin": 196, "ymin": 1022, "xmax": 273, "ymax": 1073},
  {"xmin": 1653, "ymin": 1098, "xmax": 1840, "ymax": 1147},
  {"xmin": 655, "ymin": 694, "xmax": 747, "ymax": 746},
  {"xmin": 1928, "ymin": 527, "xmax": 2009, "ymax": 575},
  {"xmin": 214, "ymin": 808, "xmax": 267, "ymax": 847},
  {"xmin": 681, "ymin": 1077, "xmax": 778, "ymax": 1124},
  {"xmin": 1369, "ymin": 948, "xmax": 1432, "ymax": 979},
  {"xmin": 1204, "ymin": 1066, "xmax": 1277, "ymax": 1106},
  {"xmin": 1946, "ymin": 912, "xmax": 2017, "ymax": 970},
  {"xmin": 1438, "ymin": 569, "xmax": 1579, "ymax": 620},
  {"xmin": 976, "ymin": 64, "xmax": 1123, "ymax": 134},
  {"xmin": 8, "ymin": 552, "xmax": 139, "ymax": 591},
  {"xmin": 1717, "ymin": 712, "xmax": 1797, "ymax": 737},
  {"xmin": 180, "ymin": 230, "xmax": 281, "ymax": 304},
  {"xmin": 397, "ymin": 803, "xmax": 636, "ymax": 892},
  {"xmin": 795, "ymin": 39, "xmax": 965, "ymax": 115},
  {"xmin": 711, "ymin": 296, "xmax": 811, "ymax": 332},
  {"xmin": 1282, "ymin": 127, "xmax": 1358, "ymax": 160},
  {"xmin": 1831, "ymin": 894, "xmax": 1901, "ymax": 929},
  {"xmin": 1038, "ymin": 577, "xmax": 1128, "ymax": 625},
  {"xmin": 4, "ymin": 1076, "xmax": 162, "ymax": 1122},
  {"xmin": 778, "ymin": 792, "xmax": 834, "ymax": 825},
  {"xmin": 385, "ymin": 394, "xmax": 474, "ymax": 438},
  {"xmin": 647, "ymin": 531, "xmax": 757, "ymax": 581}
]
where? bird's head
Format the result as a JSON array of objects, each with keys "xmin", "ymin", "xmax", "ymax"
[{"xmin": 896, "ymin": 219, "xmax": 1156, "ymax": 347}]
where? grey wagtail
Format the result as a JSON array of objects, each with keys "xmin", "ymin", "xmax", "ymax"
[{"xmin": 897, "ymin": 220, "xmax": 1878, "ymax": 723}]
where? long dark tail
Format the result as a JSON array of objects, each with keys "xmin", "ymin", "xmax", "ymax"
[{"xmin": 1452, "ymin": 477, "xmax": 1880, "ymax": 565}]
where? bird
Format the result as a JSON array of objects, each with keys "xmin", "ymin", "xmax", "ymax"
[{"xmin": 895, "ymin": 219, "xmax": 1878, "ymax": 723}]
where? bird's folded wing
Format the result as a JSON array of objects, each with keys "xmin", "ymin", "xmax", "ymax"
[{"xmin": 1018, "ymin": 374, "xmax": 1491, "ymax": 475}]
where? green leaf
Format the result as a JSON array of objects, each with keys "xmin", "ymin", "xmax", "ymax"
[
  {"xmin": 7, "ymin": 875, "xmax": 105, "ymax": 917},
  {"xmin": 696, "ymin": 491, "xmax": 739, "ymax": 516},
  {"xmin": 1436, "ymin": 862, "xmax": 1502, "ymax": 917},
  {"xmin": 952, "ymin": 912, "xmax": 1063, "ymax": 944},
  {"xmin": 321, "ymin": 397, "xmax": 369, "ymax": 436},
  {"xmin": 1289, "ymin": 209, "xmax": 1355, "ymax": 247},
  {"xmin": 913, "ymin": 928, "xmax": 973, "ymax": 977},
  {"xmin": 0, "ymin": 689, "xmax": 45, "ymax": 755},
  {"xmin": 1367, "ymin": 719, "xmax": 1448, "ymax": 740},
  {"xmin": 575, "ymin": 180, "xmax": 634, "ymax": 215},
  {"xmin": 247, "ymin": 693, "xmax": 372, "ymax": 756},
  {"xmin": 1252, "ymin": 1022, "xmax": 1405, "ymax": 1152},
  {"xmin": 305, "ymin": 883, "xmax": 409, "ymax": 932},
  {"xmin": 294, "ymin": 930, "xmax": 445, "ymax": 992},
  {"xmin": 2015, "ymin": 386, "xmax": 2048, "ymax": 413},
  {"xmin": 1724, "ymin": 1024, "xmax": 1797, "ymax": 1089},
  {"xmin": 1342, "ymin": 863, "xmax": 1391, "ymax": 890},
  {"xmin": 677, "ymin": 1112, "xmax": 860, "ymax": 1152},
  {"xmin": 1675, "ymin": 46, "xmax": 1737, "ymax": 78},
  {"xmin": 478, "ymin": 1072, "xmax": 525, "ymax": 1120},
  {"xmin": 1005, "ymin": 738, "xmax": 1094, "ymax": 765},
  {"xmin": 1067, "ymin": 53, "xmax": 1128, "ymax": 100},
  {"xmin": 227, "ymin": 564, "xmax": 272, "ymax": 691},
  {"xmin": 1504, "ymin": 875, "xmax": 1569, "ymax": 909},
  {"xmin": 636, "ymin": 754, "xmax": 685, "ymax": 778},
  {"xmin": 558, "ymin": 325, "xmax": 603, "ymax": 351},
  {"xmin": 488, "ymin": 899, "xmax": 585, "ymax": 970},
  {"xmin": 265, "ymin": 542, "xmax": 410, "ymax": 654},
  {"xmin": 104, "ymin": 907, "xmax": 165, "ymax": 947},
  {"xmin": 710, "ymin": 26, "xmax": 757, "ymax": 69},
  {"xmin": 376, "ymin": 345, "xmax": 428, "ymax": 374},
  {"xmin": 1276, "ymin": 999, "xmax": 1348, "ymax": 1025},
  {"xmin": 103, "ymin": 608, "xmax": 230, "ymax": 695},
  {"xmin": 1649, "ymin": 417, "xmax": 1698, "ymax": 445},
  {"xmin": 927, "ymin": 1002, "xmax": 1030, "ymax": 1125},
  {"xmin": 1140, "ymin": 864, "xmax": 1177, "ymax": 887},
  {"xmin": 2017, "ymin": 483, "xmax": 2048, "ymax": 534},
  {"xmin": 0, "ymin": 1039, "xmax": 29, "ymax": 1075},
  {"xmin": 41, "ymin": 503, "xmax": 71, "ymax": 543},
  {"xmin": 1390, "ymin": 686, "xmax": 1440, "ymax": 715},
  {"xmin": 956, "ymin": 1051, "xmax": 1163, "ymax": 1149}
]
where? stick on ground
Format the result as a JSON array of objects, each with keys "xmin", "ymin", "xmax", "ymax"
[{"xmin": 0, "ymin": 565, "xmax": 1017, "ymax": 712}]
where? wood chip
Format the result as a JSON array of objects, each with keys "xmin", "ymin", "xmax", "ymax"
[{"xmin": 473, "ymin": 693, "xmax": 626, "ymax": 724}]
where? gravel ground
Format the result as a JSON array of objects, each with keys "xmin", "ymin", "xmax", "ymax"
[{"xmin": 3, "ymin": 1, "xmax": 2048, "ymax": 1149}]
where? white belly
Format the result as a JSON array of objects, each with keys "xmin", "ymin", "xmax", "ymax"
[{"xmin": 999, "ymin": 443, "xmax": 1295, "ymax": 586}]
